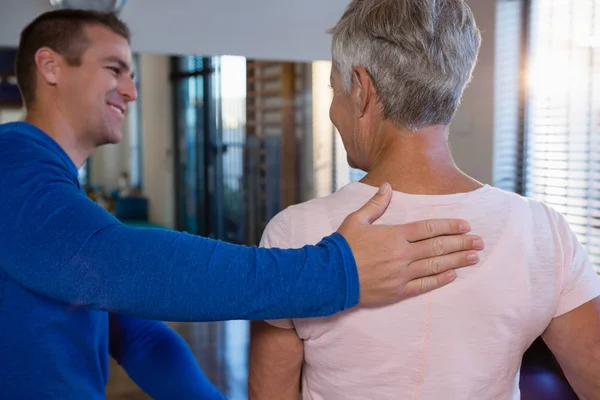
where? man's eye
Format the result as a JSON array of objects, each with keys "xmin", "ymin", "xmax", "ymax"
[{"xmin": 108, "ymin": 67, "xmax": 120, "ymax": 75}]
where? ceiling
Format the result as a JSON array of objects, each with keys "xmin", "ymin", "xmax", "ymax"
[{"xmin": 0, "ymin": 0, "xmax": 350, "ymax": 61}]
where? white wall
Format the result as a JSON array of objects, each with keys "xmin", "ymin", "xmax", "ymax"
[
  {"xmin": 138, "ymin": 54, "xmax": 175, "ymax": 229},
  {"xmin": 0, "ymin": 108, "xmax": 24, "ymax": 123},
  {"xmin": 89, "ymin": 137, "xmax": 128, "ymax": 190},
  {"xmin": 311, "ymin": 61, "xmax": 335, "ymax": 198},
  {"xmin": 0, "ymin": 0, "xmax": 349, "ymax": 62},
  {"xmin": 449, "ymin": 0, "xmax": 497, "ymax": 185}
]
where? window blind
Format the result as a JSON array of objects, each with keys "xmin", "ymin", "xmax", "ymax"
[
  {"xmin": 524, "ymin": 0, "xmax": 600, "ymax": 271},
  {"xmin": 493, "ymin": 0, "xmax": 525, "ymax": 193}
]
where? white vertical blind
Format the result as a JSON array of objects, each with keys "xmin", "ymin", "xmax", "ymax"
[
  {"xmin": 525, "ymin": 0, "xmax": 600, "ymax": 271},
  {"xmin": 493, "ymin": 0, "xmax": 524, "ymax": 193}
]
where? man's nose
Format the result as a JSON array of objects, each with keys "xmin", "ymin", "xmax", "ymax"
[{"xmin": 119, "ymin": 75, "xmax": 138, "ymax": 102}]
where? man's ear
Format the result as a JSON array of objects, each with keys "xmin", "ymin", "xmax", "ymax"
[
  {"xmin": 34, "ymin": 47, "xmax": 62, "ymax": 86},
  {"xmin": 351, "ymin": 66, "xmax": 374, "ymax": 118}
]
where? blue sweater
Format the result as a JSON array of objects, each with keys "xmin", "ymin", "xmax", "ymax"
[{"xmin": 0, "ymin": 122, "xmax": 359, "ymax": 399}]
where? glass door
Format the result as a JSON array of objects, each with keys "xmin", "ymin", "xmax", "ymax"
[
  {"xmin": 172, "ymin": 56, "xmax": 247, "ymax": 243},
  {"xmin": 173, "ymin": 56, "xmax": 209, "ymax": 235}
]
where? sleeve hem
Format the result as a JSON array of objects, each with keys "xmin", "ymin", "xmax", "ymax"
[
  {"xmin": 328, "ymin": 232, "xmax": 360, "ymax": 310},
  {"xmin": 264, "ymin": 319, "xmax": 295, "ymax": 329},
  {"xmin": 554, "ymin": 285, "xmax": 600, "ymax": 318}
]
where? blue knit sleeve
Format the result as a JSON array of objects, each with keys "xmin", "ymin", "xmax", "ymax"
[
  {"xmin": 0, "ymin": 137, "xmax": 360, "ymax": 321},
  {"xmin": 109, "ymin": 313, "xmax": 225, "ymax": 399}
]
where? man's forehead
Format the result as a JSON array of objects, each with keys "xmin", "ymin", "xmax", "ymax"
[
  {"xmin": 84, "ymin": 26, "xmax": 130, "ymax": 53},
  {"xmin": 83, "ymin": 28, "xmax": 132, "ymax": 64}
]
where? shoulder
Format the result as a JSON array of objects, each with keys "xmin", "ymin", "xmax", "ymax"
[
  {"xmin": 0, "ymin": 122, "xmax": 48, "ymax": 150},
  {"xmin": 515, "ymin": 194, "xmax": 572, "ymax": 234},
  {"xmin": 499, "ymin": 190, "xmax": 580, "ymax": 262},
  {"xmin": 0, "ymin": 123, "xmax": 62, "ymax": 166},
  {"xmin": 260, "ymin": 198, "xmax": 328, "ymax": 249},
  {"xmin": 0, "ymin": 122, "xmax": 76, "ymax": 180},
  {"xmin": 260, "ymin": 184, "xmax": 362, "ymax": 248},
  {"xmin": 0, "ymin": 123, "xmax": 81, "ymax": 221},
  {"xmin": 490, "ymin": 188, "xmax": 566, "ymax": 230}
]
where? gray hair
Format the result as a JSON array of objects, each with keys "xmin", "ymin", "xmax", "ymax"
[{"xmin": 329, "ymin": 0, "xmax": 481, "ymax": 131}]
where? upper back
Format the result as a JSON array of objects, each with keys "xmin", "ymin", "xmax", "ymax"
[{"xmin": 260, "ymin": 182, "xmax": 593, "ymax": 399}]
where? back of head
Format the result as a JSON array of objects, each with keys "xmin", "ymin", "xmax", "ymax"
[
  {"xmin": 15, "ymin": 9, "xmax": 130, "ymax": 108},
  {"xmin": 330, "ymin": 0, "xmax": 481, "ymax": 131}
]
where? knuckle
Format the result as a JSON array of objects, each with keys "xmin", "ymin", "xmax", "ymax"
[
  {"xmin": 393, "ymin": 247, "xmax": 409, "ymax": 262},
  {"xmin": 432, "ymin": 237, "xmax": 446, "ymax": 255},
  {"xmin": 419, "ymin": 278, "xmax": 429, "ymax": 295},
  {"xmin": 428, "ymin": 256, "xmax": 443, "ymax": 275},
  {"xmin": 344, "ymin": 212, "xmax": 360, "ymax": 226},
  {"xmin": 369, "ymin": 198, "xmax": 382, "ymax": 207},
  {"xmin": 347, "ymin": 210, "xmax": 360, "ymax": 220},
  {"xmin": 425, "ymin": 220, "xmax": 437, "ymax": 237}
]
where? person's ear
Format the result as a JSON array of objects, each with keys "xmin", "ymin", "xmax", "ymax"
[
  {"xmin": 351, "ymin": 67, "xmax": 374, "ymax": 118},
  {"xmin": 34, "ymin": 47, "xmax": 63, "ymax": 86}
]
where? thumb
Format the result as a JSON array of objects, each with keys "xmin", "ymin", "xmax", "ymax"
[{"xmin": 353, "ymin": 183, "xmax": 392, "ymax": 225}]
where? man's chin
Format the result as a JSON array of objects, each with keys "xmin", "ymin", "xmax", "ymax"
[{"xmin": 98, "ymin": 129, "xmax": 123, "ymax": 146}]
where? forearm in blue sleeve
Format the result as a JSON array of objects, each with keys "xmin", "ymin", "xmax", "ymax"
[
  {"xmin": 0, "ymin": 173, "xmax": 360, "ymax": 321},
  {"xmin": 109, "ymin": 313, "xmax": 225, "ymax": 399}
]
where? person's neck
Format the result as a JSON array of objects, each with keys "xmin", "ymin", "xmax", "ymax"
[
  {"xmin": 360, "ymin": 125, "xmax": 483, "ymax": 195},
  {"xmin": 24, "ymin": 106, "xmax": 93, "ymax": 169}
]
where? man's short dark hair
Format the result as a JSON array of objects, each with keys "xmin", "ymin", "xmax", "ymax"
[{"xmin": 15, "ymin": 9, "xmax": 130, "ymax": 107}]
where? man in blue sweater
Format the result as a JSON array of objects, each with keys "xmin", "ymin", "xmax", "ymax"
[{"xmin": 0, "ymin": 10, "xmax": 484, "ymax": 399}]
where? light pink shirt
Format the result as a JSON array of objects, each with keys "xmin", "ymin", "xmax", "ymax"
[{"xmin": 260, "ymin": 183, "xmax": 600, "ymax": 400}]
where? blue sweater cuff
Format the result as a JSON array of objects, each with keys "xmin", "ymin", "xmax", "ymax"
[{"xmin": 326, "ymin": 232, "xmax": 360, "ymax": 309}]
